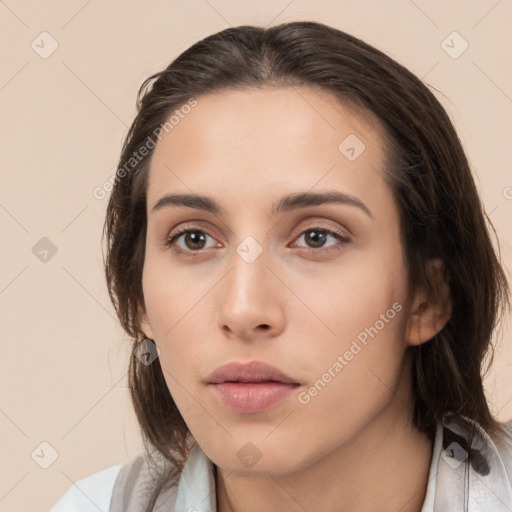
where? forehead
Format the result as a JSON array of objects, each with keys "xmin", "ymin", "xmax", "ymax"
[
  {"xmin": 152, "ymin": 85, "xmax": 382, "ymax": 155},
  {"xmin": 146, "ymin": 86, "xmax": 392, "ymax": 218}
]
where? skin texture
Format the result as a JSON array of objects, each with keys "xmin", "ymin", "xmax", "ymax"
[{"xmin": 140, "ymin": 86, "xmax": 452, "ymax": 512}]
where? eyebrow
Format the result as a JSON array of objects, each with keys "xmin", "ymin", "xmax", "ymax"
[{"xmin": 151, "ymin": 190, "xmax": 372, "ymax": 218}]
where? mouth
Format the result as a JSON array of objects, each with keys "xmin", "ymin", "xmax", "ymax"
[{"xmin": 205, "ymin": 360, "xmax": 301, "ymax": 413}]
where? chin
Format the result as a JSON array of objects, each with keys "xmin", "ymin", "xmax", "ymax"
[{"xmin": 203, "ymin": 439, "xmax": 314, "ymax": 478}]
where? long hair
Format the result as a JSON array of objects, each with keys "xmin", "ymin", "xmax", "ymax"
[{"xmin": 102, "ymin": 21, "xmax": 510, "ymax": 506}]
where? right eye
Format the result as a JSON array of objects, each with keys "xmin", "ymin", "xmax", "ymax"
[{"xmin": 165, "ymin": 227, "xmax": 220, "ymax": 256}]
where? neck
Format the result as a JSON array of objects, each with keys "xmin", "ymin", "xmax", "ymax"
[{"xmin": 215, "ymin": 401, "xmax": 434, "ymax": 512}]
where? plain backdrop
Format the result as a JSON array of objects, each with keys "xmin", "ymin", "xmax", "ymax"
[{"xmin": 0, "ymin": 1, "xmax": 511, "ymax": 510}]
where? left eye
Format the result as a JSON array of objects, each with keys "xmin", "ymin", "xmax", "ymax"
[
  {"xmin": 292, "ymin": 228, "xmax": 350, "ymax": 250},
  {"xmin": 165, "ymin": 227, "xmax": 350, "ymax": 255}
]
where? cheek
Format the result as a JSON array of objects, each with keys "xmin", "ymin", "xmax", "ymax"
[
  {"xmin": 141, "ymin": 253, "xmax": 216, "ymax": 377},
  {"xmin": 291, "ymin": 246, "xmax": 409, "ymax": 399},
  {"xmin": 296, "ymin": 244, "xmax": 407, "ymax": 346},
  {"xmin": 292, "ymin": 283, "xmax": 408, "ymax": 448},
  {"xmin": 141, "ymin": 247, "xmax": 215, "ymax": 338}
]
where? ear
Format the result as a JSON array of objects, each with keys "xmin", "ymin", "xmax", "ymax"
[
  {"xmin": 139, "ymin": 308, "xmax": 155, "ymax": 340},
  {"xmin": 405, "ymin": 259, "xmax": 453, "ymax": 346}
]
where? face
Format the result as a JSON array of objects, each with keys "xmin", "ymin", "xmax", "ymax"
[{"xmin": 140, "ymin": 86, "xmax": 428, "ymax": 476}]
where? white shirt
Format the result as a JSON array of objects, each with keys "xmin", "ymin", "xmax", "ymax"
[
  {"xmin": 51, "ymin": 464, "xmax": 122, "ymax": 512},
  {"xmin": 50, "ymin": 415, "xmax": 512, "ymax": 511}
]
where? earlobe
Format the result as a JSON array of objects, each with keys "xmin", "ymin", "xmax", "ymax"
[{"xmin": 405, "ymin": 259, "xmax": 453, "ymax": 347}]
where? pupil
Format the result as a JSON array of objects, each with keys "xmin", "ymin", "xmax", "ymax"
[
  {"xmin": 307, "ymin": 230, "xmax": 326, "ymax": 248},
  {"xmin": 186, "ymin": 231, "xmax": 206, "ymax": 250}
]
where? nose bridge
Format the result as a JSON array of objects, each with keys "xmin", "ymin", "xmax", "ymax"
[
  {"xmin": 216, "ymin": 226, "xmax": 284, "ymax": 335},
  {"xmin": 228, "ymin": 231, "xmax": 271, "ymax": 301}
]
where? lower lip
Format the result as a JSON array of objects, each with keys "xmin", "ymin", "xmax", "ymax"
[{"xmin": 208, "ymin": 382, "xmax": 299, "ymax": 413}]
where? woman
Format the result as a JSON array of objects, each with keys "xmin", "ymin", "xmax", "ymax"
[{"xmin": 51, "ymin": 21, "xmax": 512, "ymax": 511}]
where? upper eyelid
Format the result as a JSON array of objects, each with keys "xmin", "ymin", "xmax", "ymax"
[{"xmin": 167, "ymin": 216, "xmax": 352, "ymax": 237}]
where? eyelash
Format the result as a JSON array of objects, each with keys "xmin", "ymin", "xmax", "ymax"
[{"xmin": 164, "ymin": 225, "xmax": 351, "ymax": 258}]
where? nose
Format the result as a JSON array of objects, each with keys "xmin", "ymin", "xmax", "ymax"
[{"xmin": 216, "ymin": 244, "xmax": 286, "ymax": 342}]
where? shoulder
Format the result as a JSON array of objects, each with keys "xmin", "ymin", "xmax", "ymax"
[
  {"xmin": 109, "ymin": 451, "xmax": 181, "ymax": 511},
  {"xmin": 50, "ymin": 463, "xmax": 123, "ymax": 512},
  {"xmin": 108, "ymin": 442, "xmax": 211, "ymax": 511},
  {"xmin": 489, "ymin": 417, "xmax": 512, "ymax": 484}
]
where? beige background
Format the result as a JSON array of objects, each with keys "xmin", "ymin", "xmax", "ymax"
[{"xmin": 1, "ymin": 1, "xmax": 511, "ymax": 510}]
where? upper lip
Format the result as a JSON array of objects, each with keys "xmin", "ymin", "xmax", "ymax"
[{"xmin": 206, "ymin": 360, "xmax": 300, "ymax": 384}]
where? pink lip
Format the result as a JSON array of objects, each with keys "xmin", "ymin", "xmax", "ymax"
[
  {"xmin": 205, "ymin": 360, "xmax": 299, "ymax": 385},
  {"xmin": 205, "ymin": 360, "xmax": 301, "ymax": 413},
  {"xmin": 209, "ymin": 382, "xmax": 299, "ymax": 413}
]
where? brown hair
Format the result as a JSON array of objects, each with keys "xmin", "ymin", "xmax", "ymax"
[{"xmin": 103, "ymin": 20, "xmax": 510, "ymax": 501}]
